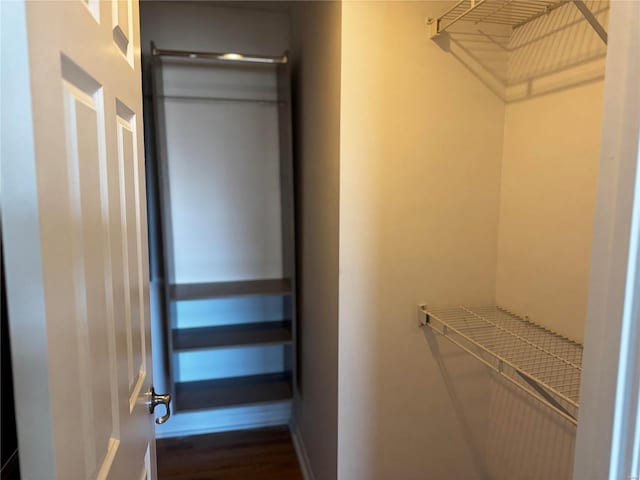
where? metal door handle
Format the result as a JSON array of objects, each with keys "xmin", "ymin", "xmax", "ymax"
[{"xmin": 147, "ymin": 387, "xmax": 171, "ymax": 424}]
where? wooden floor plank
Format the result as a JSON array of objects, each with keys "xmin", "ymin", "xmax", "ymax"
[{"xmin": 156, "ymin": 427, "xmax": 303, "ymax": 480}]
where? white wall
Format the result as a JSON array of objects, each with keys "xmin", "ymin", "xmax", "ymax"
[
  {"xmin": 496, "ymin": 1, "xmax": 608, "ymax": 343},
  {"xmin": 289, "ymin": 2, "xmax": 341, "ymax": 479},
  {"xmin": 338, "ymin": 2, "xmax": 505, "ymax": 478},
  {"xmin": 140, "ymin": 1, "xmax": 292, "ymax": 437},
  {"xmin": 161, "ymin": 83, "xmax": 283, "ymax": 283}
]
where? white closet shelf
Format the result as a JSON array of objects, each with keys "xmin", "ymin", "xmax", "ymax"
[
  {"xmin": 427, "ymin": 0, "xmax": 607, "ymax": 44},
  {"xmin": 419, "ymin": 304, "xmax": 582, "ymax": 425}
]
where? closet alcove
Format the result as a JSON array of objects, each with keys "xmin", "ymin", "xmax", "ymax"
[
  {"xmin": 142, "ymin": 3, "xmax": 297, "ymax": 435},
  {"xmin": 419, "ymin": 0, "xmax": 608, "ymax": 428}
]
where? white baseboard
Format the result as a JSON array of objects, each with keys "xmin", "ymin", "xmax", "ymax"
[
  {"xmin": 290, "ymin": 422, "xmax": 315, "ymax": 480},
  {"xmin": 155, "ymin": 401, "xmax": 291, "ymax": 439}
]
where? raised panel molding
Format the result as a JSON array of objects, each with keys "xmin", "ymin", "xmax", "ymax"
[
  {"xmin": 115, "ymin": 99, "xmax": 146, "ymax": 412},
  {"xmin": 140, "ymin": 444, "xmax": 151, "ymax": 480},
  {"xmin": 112, "ymin": 0, "xmax": 133, "ymax": 64},
  {"xmin": 61, "ymin": 56, "xmax": 119, "ymax": 479},
  {"xmin": 81, "ymin": 0, "xmax": 100, "ymax": 22}
]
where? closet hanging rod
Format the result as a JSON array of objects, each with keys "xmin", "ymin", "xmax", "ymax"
[{"xmin": 152, "ymin": 47, "xmax": 288, "ymax": 64}]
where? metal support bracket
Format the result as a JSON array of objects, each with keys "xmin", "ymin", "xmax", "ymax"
[
  {"xmin": 426, "ymin": 18, "xmax": 440, "ymax": 39},
  {"xmin": 418, "ymin": 304, "xmax": 430, "ymax": 326},
  {"xmin": 573, "ymin": 0, "xmax": 608, "ymax": 45},
  {"xmin": 516, "ymin": 371, "xmax": 577, "ymax": 423}
]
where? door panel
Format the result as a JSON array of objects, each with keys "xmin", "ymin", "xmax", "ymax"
[
  {"xmin": 1, "ymin": 1, "xmax": 156, "ymax": 478},
  {"xmin": 116, "ymin": 101, "xmax": 147, "ymax": 408},
  {"xmin": 112, "ymin": 0, "xmax": 133, "ymax": 62},
  {"xmin": 62, "ymin": 72, "xmax": 120, "ymax": 478}
]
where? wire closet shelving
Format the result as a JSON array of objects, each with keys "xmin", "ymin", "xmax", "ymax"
[
  {"xmin": 419, "ymin": 304, "xmax": 582, "ymax": 425},
  {"xmin": 427, "ymin": 0, "xmax": 608, "ymax": 44}
]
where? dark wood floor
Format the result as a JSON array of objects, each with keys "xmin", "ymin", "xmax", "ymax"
[{"xmin": 156, "ymin": 426, "xmax": 303, "ymax": 480}]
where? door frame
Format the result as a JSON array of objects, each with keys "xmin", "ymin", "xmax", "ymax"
[
  {"xmin": 0, "ymin": 1, "xmax": 56, "ymax": 477},
  {"xmin": 573, "ymin": 1, "xmax": 640, "ymax": 479}
]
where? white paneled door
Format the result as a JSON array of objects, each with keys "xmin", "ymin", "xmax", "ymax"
[{"xmin": 1, "ymin": 1, "xmax": 164, "ymax": 479}]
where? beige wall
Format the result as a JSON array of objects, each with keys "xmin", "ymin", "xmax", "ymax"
[
  {"xmin": 496, "ymin": 1, "xmax": 608, "ymax": 343},
  {"xmin": 289, "ymin": 3, "xmax": 341, "ymax": 479},
  {"xmin": 338, "ymin": 2, "xmax": 505, "ymax": 478}
]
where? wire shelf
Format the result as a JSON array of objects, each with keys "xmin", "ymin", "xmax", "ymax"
[
  {"xmin": 419, "ymin": 304, "xmax": 583, "ymax": 425},
  {"xmin": 427, "ymin": 0, "xmax": 608, "ymax": 44},
  {"xmin": 440, "ymin": 1, "xmax": 564, "ymax": 29}
]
